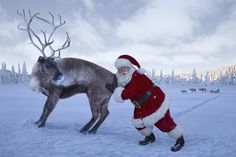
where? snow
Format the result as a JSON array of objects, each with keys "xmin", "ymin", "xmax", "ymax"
[{"xmin": 0, "ymin": 83, "xmax": 236, "ymax": 157}]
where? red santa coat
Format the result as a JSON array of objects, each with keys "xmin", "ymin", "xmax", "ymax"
[{"xmin": 114, "ymin": 71, "xmax": 171, "ymax": 129}]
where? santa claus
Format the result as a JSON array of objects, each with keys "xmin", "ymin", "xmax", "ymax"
[{"xmin": 113, "ymin": 54, "xmax": 185, "ymax": 152}]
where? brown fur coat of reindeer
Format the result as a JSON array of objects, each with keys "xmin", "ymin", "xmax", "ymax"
[{"xmin": 18, "ymin": 10, "xmax": 117, "ymax": 134}]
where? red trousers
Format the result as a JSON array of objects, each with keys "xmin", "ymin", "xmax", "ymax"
[
  {"xmin": 135, "ymin": 110, "xmax": 179, "ymax": 137},
  {"xmin": 154, "ymin": 110, "xmax": 176, "ymax": 132}
]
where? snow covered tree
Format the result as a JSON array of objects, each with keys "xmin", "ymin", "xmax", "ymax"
[
  {"xmin": 151, "ymin": 69, "xmax": 156, "ymax": 81},
  {"xmin": 0, "ymin": 69, "xmax": 11, "ymax": 84},
  {"xmin": 21, "ymin": 62, "xmax": 29, "ymax": 83},
  {"xmin": 191, "ymin": 68, "xmax": 198, "ymax": 83},
  {"xmin": 171, "ymin": 69, "xmax": 175, "ymax": 83},
  {"xmin": 22, "ymin": 62, "xmax": 28, "ymax": 75},
  {"xmin": 10, "ymin": 65, "xmax": 18, "ymax": 83},
  {"xmin": 158, "ymin": 69, "xmax": 164, "ymax": 84},
  {"xmin": 18, "ymin": 64, "xmax": 21, "ymax": 74},
  {"xmin": 160, "ymin": 69, "xmax": 163, "ymax": 79},
  {"xmin": 4, "ymin": 62, "xmax": 6, "ymax": 70},
  {"xmin": 11, "ymin": 65, "xmax": 16, "ymax": 73},
  {"xmin": 204, "ymin": 71, "xmax": 210, "ymax": 85},
  {"xmin": 1, "ymin": 62, "xmax": 7, "ymax": 70}
]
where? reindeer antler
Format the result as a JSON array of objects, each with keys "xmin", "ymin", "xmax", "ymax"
[{"xmin": 17, "ymin": 9, "xmax": 70, "ymax": 58}]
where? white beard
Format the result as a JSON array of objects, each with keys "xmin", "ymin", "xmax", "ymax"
[{"xmin": 116, "ymin": 67, "xmax": 136, "ymax": 87}]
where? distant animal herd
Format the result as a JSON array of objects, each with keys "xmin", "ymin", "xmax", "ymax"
[{"xmin": 180, "ymin": 88, "xmax": 220, "ymax": 94}]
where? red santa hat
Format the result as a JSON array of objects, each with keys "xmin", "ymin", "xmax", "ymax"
[{"xmin": 115, "ymin": 54, "xmax": 146, "ymax": 74}]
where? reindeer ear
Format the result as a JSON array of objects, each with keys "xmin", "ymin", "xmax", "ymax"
[{"xmin": 38, "ymin": 56, "xmax": 45, "ymax": 63}]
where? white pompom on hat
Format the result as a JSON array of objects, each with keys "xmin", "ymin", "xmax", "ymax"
[{"xmin": 115, "ymin": 54, "xmax": 146, "ymax": 74}]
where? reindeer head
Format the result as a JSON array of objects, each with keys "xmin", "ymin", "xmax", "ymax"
[
  {"xmin": 37, "ymin": 56, "xmax": 64, "ymax": 83},
  {"xmin": 18, "ymin": 9, "xmax": 70, "ymax": 85}
]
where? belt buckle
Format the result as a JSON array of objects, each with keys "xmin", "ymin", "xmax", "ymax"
[{"xmin": 133, "ymin": 100, "xmax": 141, "ymax": 108}]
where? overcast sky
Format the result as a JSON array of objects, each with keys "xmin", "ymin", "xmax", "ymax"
[{"xmin": 0, "ymin": 0, "xmax": 236, "ymax": 74}]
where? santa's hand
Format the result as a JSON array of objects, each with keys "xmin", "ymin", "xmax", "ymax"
[{"xmin": 113, "ymin": 87, "xmax": 125, "ymax": 103}]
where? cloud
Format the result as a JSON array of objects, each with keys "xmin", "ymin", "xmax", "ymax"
[
  {"xmin": 0, "ymin": 5, "xmax": 20, "ymax": 44},
  {"xmin": 0, "ymin": 5, "xmax": 41, "ymax": 70},
  {"xmin": 116, "ymin": 0, "xmax": 201, "ymax": 43},
  {"xmin": 111, "ymin": 0, "xmax": 236, "ymax": 73},
  {"xmin": 63, "ymin": 0, "xmax": 236, "ymax": 73},
  {"xmin": 82, "ymin": 0, "xmax": 95, "ymax": 11},
  {"xmin": 0, "ymin": 3, "xmax": 7, "ymax": 20},
  {"xmin": 1, "ymin": 0, "xmax": 236, "ymax": 74},
  {"xmin": 66, "ymin": 11, "xmax": 105, "ymax": 55},
  {"xmin": 115, "ymin": 0, "xmax": 227, "ymax": 45}
]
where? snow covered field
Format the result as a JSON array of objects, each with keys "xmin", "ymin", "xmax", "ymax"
[{"xmin": 0, "ymin": 83, "xmax": 236, "ymax": 157}]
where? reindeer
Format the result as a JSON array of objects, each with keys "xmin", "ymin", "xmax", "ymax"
[
  {"xmin": 199, "ymin": 88, "xmax": 207, "ymax": 93},
  {"xmin": 210, "ymin": 89, "xmax": 220, "ymax": 93},
  {"xmin": 18, "ymin": 10, "xmax": 117, "ymax": 134},
  {"xmin": 189, "ymin": 88, "xmax": 196, "ymax": 93}
]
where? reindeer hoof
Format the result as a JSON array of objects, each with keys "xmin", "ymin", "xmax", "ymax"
[
  {"xmin": 80, "ymin": 126, "xmax": 91, "ymax": 134},
  {"xmin": 80, "ymin": 130, "xmax": 88, "ymax": 134},
  {"xmin": 35, "ymin": 120, "xmax": 41, "ymax": 125},
  {"xmin": 88, "ymin": 129, "xmax": 97, "ymax": 134},
  {"xmin": 80, "ymin": 128, "xmax": 88, "ymax": 134},
  {"xmin": 35, "ymin": 121, "xmax": 45, "ymax": 128},
  {"xmin": 38, "ymin": 124, "xmax": 45, "ymax": 128}
]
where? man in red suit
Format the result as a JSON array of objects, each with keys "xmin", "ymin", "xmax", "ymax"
[{"xmin": 113, "ymin": 54, "xmax": 185, "ymax": 152}]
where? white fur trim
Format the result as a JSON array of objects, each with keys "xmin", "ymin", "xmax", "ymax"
[
  {"xmin": 142, "ymin": 95, "xmax": 169, "ymax": 127},
  {"xmin": 113, "ymin": 87, "xmax": 125, "ymax": 103},
  {"xmin": 132, "ymin": 118, "xmax": 145, "ymax": 128},
  {"xmin": 29, "ymin": 76, "xmax": 40, "ymax": 92},
  {"xmin": 168, "ymin": 125, "xmax": 184, "ymax": 139},
  {"xmin": 137, "ymin": 68, "xmax": 146, "ymax": 74},
  {"xmin": 139, "ymin": 126, "xmax": 153, "ymax": 136},
  {"xmin": 115, "ymin": 58, "xmax": 132, "ymax": 68}
]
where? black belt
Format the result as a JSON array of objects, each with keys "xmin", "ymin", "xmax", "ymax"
[{"xmin": 132, "ymin": 90, "xmax": 152, "ymax": 108}]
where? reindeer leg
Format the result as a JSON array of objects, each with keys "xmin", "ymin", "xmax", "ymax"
[
  {"xmin": 88, "ymin": 109, "xmax": 109, "ymax": 134},
  {"xmin": 80, "ymin": 98, "xmax": 100, "ymax": 134},
  {"xmin": 80, "ymin": 113, "xmax": 100, "ymax": 134},
  {"xmin": 80, "ymin": 117, "xmax": 98, "ymax": 134},
  {"xmin": 88, "ymin": 99, "xmax": 110, "ymax": 134},
  {"xmin": 35, "ymin": 97, "xmax": 50, "ymax": 126},
  {"xmin": 35, "ymin": 94, "xmax": 59, "ymax": 128}
]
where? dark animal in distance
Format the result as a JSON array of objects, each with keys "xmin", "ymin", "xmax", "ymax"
[
  {"xmin": 18, "ymin": 10, "xmax": 117, "ymax": 134},
  {"xmin": 180, "ymin": 90, "xmax": 187, "ymax": 94},
  {"xmin": 189, "ymin": 88, "xmax": 196, "ymax": 93},
  {"xmin": 199, "ymin": 88, "xmax": 207, "ymax": 93},
  {"xmin": 210, "ymin": 89, "xmax": 220, "ymax": 93}
]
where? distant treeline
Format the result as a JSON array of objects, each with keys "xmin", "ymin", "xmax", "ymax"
[
  {"xmin": 0, "ymin": 62, "xmax": 29, "ymax": 84},
  {"xmin": 1, "ymin": 62, "xmax": 236, "ymax": 85}
]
